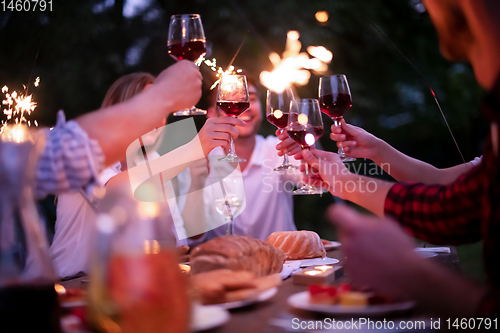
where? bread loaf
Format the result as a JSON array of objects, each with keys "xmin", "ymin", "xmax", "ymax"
[
  {"xmin": 190, "ymin": 235, "xmax": 284, "ymax": 277},
  {"xmin": 267, "ymin": 230, "xmax": 326, "ymax": 260}
]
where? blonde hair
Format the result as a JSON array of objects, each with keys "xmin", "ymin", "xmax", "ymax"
[{"xmin": 101, "ymin": 72, "xmax": 155, "ymax": 108}]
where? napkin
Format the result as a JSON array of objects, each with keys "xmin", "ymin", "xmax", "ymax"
[
  {"xmin": 280, "ymin": 261, "xmax": 302, "ymax": 280},
  {"xmin": 414, "ymin": 247, "xmax": 450, "ymax": 253}
]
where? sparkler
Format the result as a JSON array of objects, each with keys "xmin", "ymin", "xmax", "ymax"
[
  {"xmin": 260, "ymin": 31, "xmax": 333, "ymax": 93},
  {"xmin": 1, "ymin": 77, "xmax": 40, "ymax": 137}
]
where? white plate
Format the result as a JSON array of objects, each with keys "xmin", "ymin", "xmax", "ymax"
[
  {"xmin": 191, "ymin": 304, "xmax": 230, "ymax": 331},
  {"xmin": 416, "ymin": 251, "xmax": 438, "ymax": 259},
  {"xmin": 221, "ymin": 287, "xmax": 278, "ymax": 310},
  {"xmin": 285, "ymin": 257, "xmax": 340, "ymax": 268},
  {"xmin": 322, "ymin": 240, "xmax": 341, "ymax": 250},
  {"xmin": 288, "ymin": 291, "xmax": 415, "ymax": 316}
]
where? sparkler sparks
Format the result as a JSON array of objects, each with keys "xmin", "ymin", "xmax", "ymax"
[
  {"xmin": 1, "ymin": 77, "xmax": 40, "ymax": 137},
  {"xmin": 260, "ymin": 31, "xmax": 333, "ymax": 92},
  {"xmin": 203, "ymin": 58, "xmax": 243, "ymax": 90}
]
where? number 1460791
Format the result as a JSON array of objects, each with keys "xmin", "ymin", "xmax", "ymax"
[{"xmin": 1, "ymin": 0, "xmax": 52, "ymax": 12}]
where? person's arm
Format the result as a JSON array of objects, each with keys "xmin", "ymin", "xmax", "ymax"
[
  {"xmin": 76, "ymin": 61, "xmax": 202, "ymax": 167},
  {"xmin": 298, "ymin": 149, "xmax": 392, "ymax": 216},
  {"xmin": 328, "ymin": 204, "xmax": 488, "ymax": 318},
  {"xmin": 331, "ymin": 120, "xmax": 474, "ymax": 185},
  {"xmin": 299, "ymin": 148, "xmax": 484, "ymax": 245}
]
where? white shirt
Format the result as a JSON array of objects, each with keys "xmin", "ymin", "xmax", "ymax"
[
  {"xmin": 202, "ymin": 135, "xmax": 301, "ymax": 241},
  {"xmin": 50, "ymin": 155, "xmax": 190, "ymax": 279},
  {"xmin": 50, "ymin": 163, "xmax": 121, "ymax": 279}
]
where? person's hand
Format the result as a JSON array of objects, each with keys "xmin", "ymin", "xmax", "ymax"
[
  {"xmin": 294, "ymin": 149, "xmax": 350, "ymax": 192},
  {"xmin": 327, "ymin": 204, "xmax": 425, "ymax": 300},
  {"xmin": 275, "ymin": 129, "xmax": 302, "ymax": 157},
  {"xmin": 198, "ymin": 116, "xmax": 244, "ymax": 156},
  {"xmin": 330, "ymin": 119, "xmax": 381, "ymax": 160},
  {"xmin": 153, "ymin": 60, "xmax": 203, "ymax": 113},
  {"xmin": 189, "ymin": 158, "xmax": 210, "ymax": 190}
]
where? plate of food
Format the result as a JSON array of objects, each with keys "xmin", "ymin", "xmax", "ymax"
[
  {"xmin": 190, "ymin": 304, "xmax": 230, "ymax": 331},
  {"xmin": 221, "ymin": 287, "xmax": 278, "ymax": 309},
  {"xmin": 321, "ymin": 239, "xmax": 341, "ymax": 250},
  {"xmin": 191, "ymin": 269, "xmax": 282, "ymax": 310},
  {"xmin": 288, "ymin": 284, "xmax": 415, "ymax": 316}
]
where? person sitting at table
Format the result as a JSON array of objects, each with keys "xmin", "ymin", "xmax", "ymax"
[
  {"xmin": 296, "ymin": 0, "xmax": 500, "ymax": 318},
  {"xmin": 187, "ymin": 74, "xmax": 304, "ymax": 242},
  {"xmin": 35, "ymin": 60, "xmax": 202, "ymax": 200},
  {"xmin": 51, "ymin": 72, "xmax": 244, "ymax": 279}
]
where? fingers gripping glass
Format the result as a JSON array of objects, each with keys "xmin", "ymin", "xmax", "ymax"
[
  {"xmin": 168, "ymin": 14, "xmax": 207, "ymax": 116},
  {"xmin": 287, "ymin": 99, "xmax": 326, "ymax": 195},
  {"xmin": 216, "ymin": 75, "xmax": 250, "ymax": 163},
  {"xmin": 319, "ymin": 74, "xmax": 355, "ymax": 162}
]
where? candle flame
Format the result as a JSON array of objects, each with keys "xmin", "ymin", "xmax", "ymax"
[
  {"xmin": 260, "ymin": 31, "xmax": 332, "ymax": 93},
  {"xmin": 54, "ymin": 284, "xmax": 66, "ymax": 295},
  {"xmin": 314, "ymin": 265, "xmax": 333, "ymax": 272},
  {"xmin": 305, "ymin": 270, "xmax": 322, "ymax": 276}
]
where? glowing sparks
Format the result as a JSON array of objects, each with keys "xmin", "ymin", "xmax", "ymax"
[
  {"xmin": 1, "ymin": 78, "xmax": 40, "ymax": 136},
  {"xmin": 315, "ymin": 11, "xmax": 329, "ymax": 23},
  {"xmin": 260, "ymin": 31, "xmax": 333, "ymax": 93},
  {"xmin": 203, "ymin": 58, "xmax": 243, "ymax": 90}
]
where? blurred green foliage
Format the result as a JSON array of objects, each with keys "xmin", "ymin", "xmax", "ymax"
[{"xmin": 0, "ymin": 0, "xmax": 486, "ymax": 276}]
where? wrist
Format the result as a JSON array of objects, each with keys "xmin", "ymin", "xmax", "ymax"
[{"xmin": 370, "ymin": 137, "xmax": 387, "ymax": 164}]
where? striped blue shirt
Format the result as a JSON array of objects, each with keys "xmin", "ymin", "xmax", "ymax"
[{"xmin": 35, "ymin": 111, "xmax": 105, "ymax": 199}]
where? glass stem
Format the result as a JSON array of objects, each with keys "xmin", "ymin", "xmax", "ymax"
[
  {"xmin": 226, "ymin": 218, "xmax": 233, "ymax": 235},
  {"xmin": 228, "ymin": 137, "xmax": 236, "ymax": 157},
  {"xmin": 283, "ymin": 153, "xmax": 290, "ymax": 165},
  {"xmin": 333, "ymin": 117, "xmax": 347, "ymax": 159}
]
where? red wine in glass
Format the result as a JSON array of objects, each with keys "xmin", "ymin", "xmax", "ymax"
[
  {"xmin": 168, "ymin": 40, "xmax": 206, "ymax": 62},
  {"xmin": 319, "ymin": 75, "xmax": 355, "ymax": 162},
  {"xmin": 266, "ymin": 113, "xmax": 289, "ymax": 129},
  {"xmin": 217, "ymin": 101, "xmax": 250, "ymax": 117},
  {"xmin": 287, "ymin": 125, "xmax": 324, "ymax": 149},
  {"xmin": 319, "ymin": 93, "xmax": 352, "ymax": 118}
]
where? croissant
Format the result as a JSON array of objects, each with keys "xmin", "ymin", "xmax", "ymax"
[
  {"xmin": 190, "ymin": 235, "xmax": 284, "ymax": 277},
  {"xmin": 267, "ymin": 230, "xmax": 326, "ymax": 260}
]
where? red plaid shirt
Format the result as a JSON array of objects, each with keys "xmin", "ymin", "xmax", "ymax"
[{"xmin": 384, "ymin": 78, "xmax": 500, "ymax": 318}]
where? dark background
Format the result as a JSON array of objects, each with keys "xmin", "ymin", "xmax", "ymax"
[{"xmin": 0, "ymin": 0, "xmax": 486, "ymax": 279}]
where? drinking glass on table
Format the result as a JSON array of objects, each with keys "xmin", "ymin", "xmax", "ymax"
[
  {"xmin": 319, "ymin": 74, "xmax": 355, "ymax": 162},
  {"xmin": 214, "ymin": 174, "xmax": 245, "ymax": 235},
  {"xmin": 287, "ymin": 99, "xmax": 326, "ymax": 195},
  {"xmin": 266, "ymin": 89, "xmax": 298, "ymax": 171},
  {"xmin": 216, "ymin": 74, "xmax": 250, "ymax": 162},
  {"xmin": 168, "ymin": 13, "xmax": 207, "ymax": 116}
]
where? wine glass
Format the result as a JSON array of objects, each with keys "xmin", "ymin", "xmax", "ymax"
[
  {"xmin": 214, "ymin": 175, "xmax": 245, "ymax": 235},
  {"xmin": 318, "ymin": 74, "xmax": 355, "ymax": 162},
  {"xmin": 266, "ymin": 89, "xmax": 298, "ymax": 171},
  {"xmin": 287, "ymin": 99, "xmax": 326, "ymax": 195},
  {"xmin": 167, "ymin": 14, "xmax": 207, "ymax": 116},
  {"xmin": 216, "ymin": 75, "xmax": 250, "ymax": 162}
]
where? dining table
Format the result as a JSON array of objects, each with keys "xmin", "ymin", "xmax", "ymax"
[{"xmin": 59, "ymin": 245, "xmax": 461, "ymax": 332}]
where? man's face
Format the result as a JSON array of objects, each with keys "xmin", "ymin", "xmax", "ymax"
[
  {"xmin": 235, "ymin": 84, "xmax": 262, "ymax": 138},
  {"xmin": 423, "ymin": 0, "xmax": 469, "ymax": 61}
]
